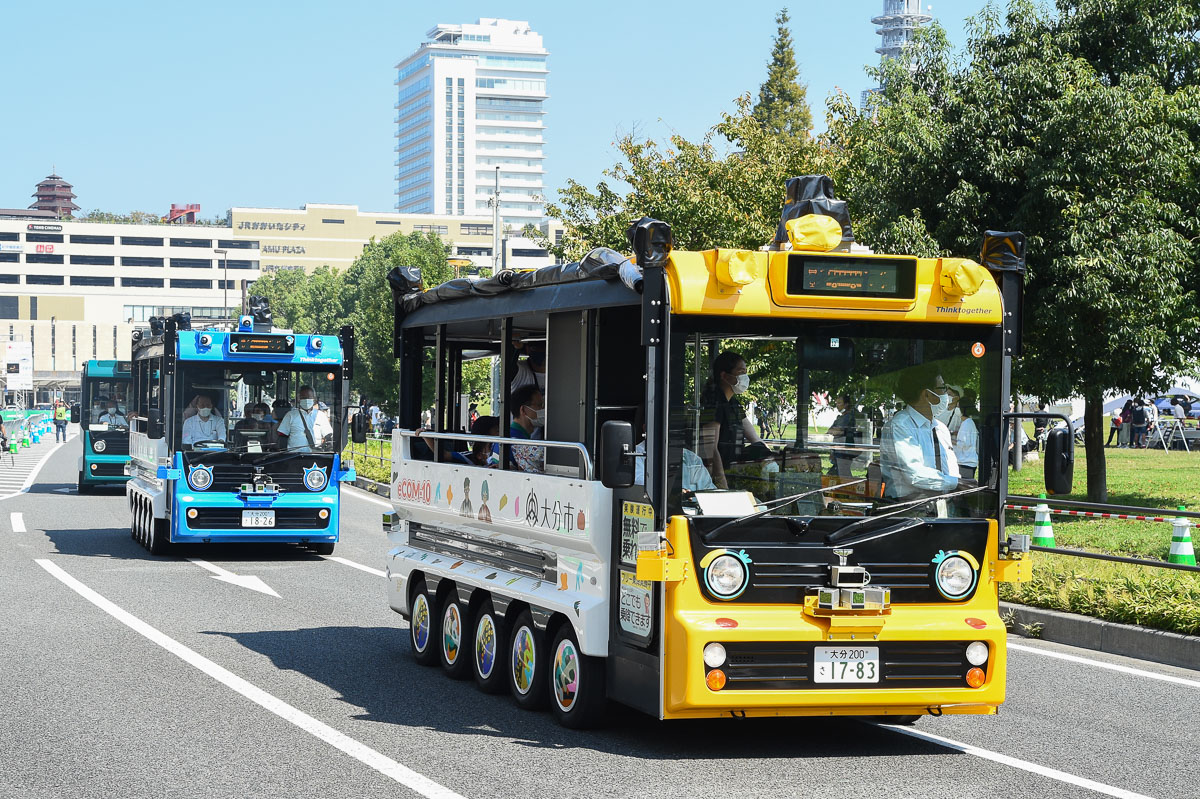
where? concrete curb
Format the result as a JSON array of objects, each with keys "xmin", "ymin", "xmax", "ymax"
[
  {"xmin": 1001, "ymin": 601, "xmax": 1200, "ymax": 671},
  {"xmin": 353, "ymin": 476, "xmax": 389, "ymax": 497}
]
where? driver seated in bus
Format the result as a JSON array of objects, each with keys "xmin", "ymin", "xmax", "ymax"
[
  {"xmin": 234, "ymin": 402, "xmax": 274, "ymax": 449},
  {"xmin": 182, "ymin": 394, "xmax": 226, "ymax": 446},
  {"xmin": 276, "ymin": 386, "xmax": 332, "ymax": 453},
  {"xmin": 98, "ymin": 400, "xmax": 127, "ymax": 427},
  {"xmin": 879, "ymin": 364, "xmax": 959, "ymax": 500}
]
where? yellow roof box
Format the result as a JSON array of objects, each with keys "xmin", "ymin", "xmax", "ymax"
[{"xmin": 785, "ymin": 214, "xmax": 843, "ymax": 252}]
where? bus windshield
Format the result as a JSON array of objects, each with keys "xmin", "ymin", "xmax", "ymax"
[
  {"xmin": 667, "ymin": 320, "xmax": 1003, "ymax": 521},
  {"xmin": 85, "ymin": 379, "xmax": 131, "ymax": 427},
  {"xmin": 174, "ymin": 363, "xmax": 343, "ymax": 453}
]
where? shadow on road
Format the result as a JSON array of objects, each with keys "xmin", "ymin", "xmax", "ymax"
[
  {"xmin": 42, "ymin": 524, "xmax": 328, "ymax": 564},
  {"xmin": 203, "ymin": 625, "xmax": 950, "ymax": 760}
]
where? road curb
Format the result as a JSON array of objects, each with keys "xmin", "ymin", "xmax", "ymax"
[
  {"xmin": 353, "ymin": 476, "xmax": 389, "ymax": 497},
  {"xmin": 1001, "ymin": 601, "xmax": 1200, "ymax": 671}
]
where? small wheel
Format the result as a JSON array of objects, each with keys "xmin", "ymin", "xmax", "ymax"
[
  {"xmin": 438, "ymin": 591, "xmax": 472, "ymax": 680},
  {"xmin": 471, "ymin": 599, "xmax": 506, "ymax": 694},
  {"xmin": 147, "ymin": 513, "xmax": 170, "ymax": 556},
  {"xmin": 507, "ymin": 610, "xmax": 548, "ymax": 710},
  {"xmin": 129, "ymin": 496, "xmax": 138, "ymax": 540},
  {"xmin": 547, "ymin": 624, "xmax": 606, "ymax": 729},
  {"xmin": 136, "ymin": 498, "xmax": 148, "ymax": 546},
  {"xmin": 310, "ymin": 542, "xmax": 335, "ymax": 556},
  {"xmin": 408, "ymin": 580, "xmax": 440, "ymax": 666}
]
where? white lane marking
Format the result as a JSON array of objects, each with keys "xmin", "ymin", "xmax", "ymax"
[
  {"xmin": 1009, "ymin": 640, "xmax": 1200, "ymax": 689},
  {"xmin": 188, "ymin": 558, "xmax": 281, "ymax": 598},
  {"xmin": 35, "ymin": 559, "xmax": 467, "ymax": 799},
  {"xmin": 345, "ymin": 488, "xmax": 392, "ymax": 509},
  {"xmin": 10, "ymin": 512, "xmax": 26, "ymax": 532},
  {"xmin": 884, "ymin": 724, "xmax": 1155, "ymax": 799},
  {"xmin": 0, "ymin": 437, "xmax": 75, "ymax": 502},
  {"xmin": 325, "ymin": 556, "xmax": 386, "ymax": 578}
]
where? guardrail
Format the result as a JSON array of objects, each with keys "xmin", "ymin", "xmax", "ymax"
[{"xmin": 345, "ymin": 434, "xmax": 392, "ymax": 470}]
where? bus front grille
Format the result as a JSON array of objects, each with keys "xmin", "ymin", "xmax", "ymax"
[{"xmin": 720, "ymin": 641, "xmax": 971, "ymax": 690}]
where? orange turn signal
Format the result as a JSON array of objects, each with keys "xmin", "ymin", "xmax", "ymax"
[
  {"xmin": 186, "ymin": 508, "xmax": 198, "ymax": 519},
  {"xmin": 706, "ymin": 669, "xmax": 727, "ymax": 691},
  {"xmin": 318, "ymin": 509, "xmax": 330, "ymax": 519},
  {"xmin": 966, "ymin": 667, "xmax": 986, "ymax": 688}
]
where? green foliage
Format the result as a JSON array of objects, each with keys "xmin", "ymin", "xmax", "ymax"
[
  {"xmin": 545, "ymin": 95, "xmax": 822, "ymax": 261},
  {"xmin": 824, "ymin": 0, "xmax": 1200, "ymax": 499},
  {"xmin": 752, "ymin": 8, "xmax": 813, "ymax": 137}
]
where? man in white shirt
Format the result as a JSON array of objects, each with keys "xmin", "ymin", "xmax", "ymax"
[
  {"xmin": 880, "ymin": 365, "xmax": 960, "ymax": 500},
  {"xmin": 276, "ymin": 386, "xmax": 332, "ymax": 453},
  {"xmin": 99, "ymin": 403, "xmax": 127, "ymax": 427},
  {"xmin": 181, "ymin": 395, "xmax": 226, "ymax": 446}
]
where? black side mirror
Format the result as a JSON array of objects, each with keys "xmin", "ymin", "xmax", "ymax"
[
  {"xmin": 69, "ymin": 407, "xmax": 79, "ymax": 424},
  {"xmin": 1044, "ymin": 427, "xmax": 1074, "ymax": 495},
  {"xmin": 599, "ymin": 420, "xmax": 636, "ymax": 489},
  {"xmin": 147, "ymin": 408, "xmax": 164, "ymax": 440},
  {"xmin": 351, "ymin": 409, "xmax": 369, "ymax": 444}
]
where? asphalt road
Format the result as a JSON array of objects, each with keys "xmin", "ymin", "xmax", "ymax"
[{"xmin": 2, "ymin": 434, "xmax": 1197, "ymax": 799}]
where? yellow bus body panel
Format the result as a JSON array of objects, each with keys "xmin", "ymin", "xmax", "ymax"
[
  {"xmin": 663, "ymin": 250, "xmax": 1005, "ymax": 324},
  {"xmin": 660, "ymin": 516, "xmax": 1009, "ymax": 719}
]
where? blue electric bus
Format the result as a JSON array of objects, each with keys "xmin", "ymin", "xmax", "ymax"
[
  {"xmin": 125, "ymin": 308, "xmax": 366, "ymax": 555},
  {"xmin": 73, "ymin": 359, "xmax": 133, "ymax": 493}
]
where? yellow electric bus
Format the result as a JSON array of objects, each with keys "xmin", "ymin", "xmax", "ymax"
[{"xmin": 382, "ymin": 176, "xmax": 1070, "ymax": 728}]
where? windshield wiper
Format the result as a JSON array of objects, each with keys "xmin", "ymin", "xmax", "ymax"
[
  {"xmin": 702, "ymin": 478, "xmax": 868, "ymax": 540},
  {"xmin": 824, "ymin": 484, "xmax": 991, "ymax": 544}
]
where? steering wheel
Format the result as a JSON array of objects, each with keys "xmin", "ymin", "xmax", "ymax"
[{"xmin": 190, "ymin": 439, "xmax": 227, "ymax": 450}]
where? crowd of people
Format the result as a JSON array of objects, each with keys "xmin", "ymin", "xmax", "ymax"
[
  {"xmin": 180, "ymin": 386, "xmax": 333, "ymax": 453},
  {"xmin": 1106, "ymin": 396, "xmax": 1193, "ymax": 449}
]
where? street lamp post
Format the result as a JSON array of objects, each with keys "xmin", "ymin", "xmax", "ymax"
[{"xmin": 214, "ymin": 249, "xmax": 229, "ymax": 318}]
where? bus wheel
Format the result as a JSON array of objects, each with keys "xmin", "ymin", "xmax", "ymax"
[
  {"xmin": 438, "ymin": 592, "xmax": 472, "ymax": 680},
  {"xmin": 548, "ymin": 625, "xmax": 606, "ymax": 729},
  {"xmin": 135, "ymin": 498, "xmax": 147, "ymax": 546},
  {"xmin": 147, "ymin": 516, "xmax": 170, "ymax": 556},
  {"xmin": 471, "ymin": 599, "xmax": 506, "ymax": 694},
  {"xmin": 129, "ymin": 497, "xmax": 138, "ymax": 541},
  {"xmin": 310, "ymin": 542, "xmax": 335, "ymax": 556},
  {"xmin": 507, "ymin": 611, "xmax": 548, "ymax": 710},
  {"xmin": 408, "ymin": 580, "xmax": 440, "ymax": 666}
]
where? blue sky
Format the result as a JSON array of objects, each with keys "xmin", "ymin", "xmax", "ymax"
[{"xmin": 0, "ymin": 0, "xmax": 984, "ymax": 218}]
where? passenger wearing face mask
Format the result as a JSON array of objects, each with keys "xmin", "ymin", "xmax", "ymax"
[
  {"xmin": 182, "ymin": 394, "xmax": 226, "ymax": 446},
  {"xmin": 234, "ymin": 402, "xmax": 273, "ymax": 447},
  {"xmin": 510, "ymin": 340, "xmax": 547, "ymax": 395},
  {"xmin": 936, "ymin": 384, "xmax": 965, "ymax": 440},
  {"xmin": 879, "ymin": 365, "xmax": 960, "ymax": 500},
  {"xmin": 98, "ymin": 401, "xmax": 127, "ymax": 427},
  {"xmin": 276, "ymin": 386, "xmax": 333, "ymax": 453},
  {"xmin": 507, "ymin": 383, "xmax": 545, "ymax": 473},
  {"xmin": 698, "ymin": 351, "xmax": 765, "ymax": 482}
]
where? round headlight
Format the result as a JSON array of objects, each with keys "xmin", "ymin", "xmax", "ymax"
[
  {"xmin": 936, "ymin": 555, "xmax": 975, "ymax": 598},
  {"xmin": 705, "ymin": 554, "xmax": 747, "ymax": 598},
  {"xmin": 965, "ymin": 641, "xmax": 989, "ymax": 666},
  {"xmin": 93, "ymin": 439, "xmax": 107, "ymax": 453},
  {"xmin": 188, "ymin": 466, "xmax": 213, "ymax": 491},
  {"xmin": 304, "ymin": 467, "xmax": 328, "ymax": 491},
  {"xmin": 703, "ymin": 642, "xmax": 727, "ymax": 668}
]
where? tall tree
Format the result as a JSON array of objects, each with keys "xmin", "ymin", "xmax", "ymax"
[
  {"xmin": 752, "ymin": 8, "xmax": 813, "ymax": 136},
  {"xmin": 825, "ymin": 0, "xmax": 1200, "ymax": 501}
]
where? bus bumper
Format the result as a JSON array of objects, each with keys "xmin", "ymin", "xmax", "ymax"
[
  {"xmin": 171, "ymin": 494, "xmax": 339, "ymax": 545},
  {"xmin": 661, "ymin": 605, "xmax": 1007, "ymax": 719},
  {"xmin": 80, "ymin": 455, "xmax": 132, "ymax": 485}
]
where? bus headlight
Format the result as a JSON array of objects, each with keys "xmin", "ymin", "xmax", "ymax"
[
  {"xmin": 93, "ymin": 439, "xmax": 107, "ymax": 453},
  {"xmin": 935, "ymin": 554, "xmax": 976, "ymax": 599},
  {"xmin": 188, "ymin": 464, "xmax": 213, "ymax": 491},
  {"xmin": 705, "ymin": 554, "xmax": 748, "ymax": 599},
  {"xmin": 703, "ymin": 642, "xmax": 727, "ymax": 668},
  {"xmin": 965, "ymin": 641, "xmax": 989, "ymax": 666},
  {"xmin": 303, "ymin": 464, "xmax": 328, "ymax": 491}
]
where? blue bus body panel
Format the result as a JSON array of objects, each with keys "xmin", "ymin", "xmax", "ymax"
[
  {"xmin": 176, "ymin": 331, "xmax": 343, "ymax": 365},
  {"xmin": 81, "ymin": 359, "xmax": 132, "ymax": 486}
]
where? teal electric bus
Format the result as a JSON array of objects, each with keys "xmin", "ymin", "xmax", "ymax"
[{"xmin": 73, "ymin": 359, "xmax": 132, "ymax": 493}]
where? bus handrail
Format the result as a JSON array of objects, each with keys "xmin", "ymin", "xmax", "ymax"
[{"xmin": 399, "ymin": 428, "xmax": 595, "ymax": 481}]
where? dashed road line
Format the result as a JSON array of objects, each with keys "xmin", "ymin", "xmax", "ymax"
[
  {"xmin": 325, "ymin": 555, "xmax": 386, "ymax": 578},
  {"xmin": 35, "ymin": 558, "xmax": 468, "ymax": 799},
  {"xmin": 10, "ymin": 512, "xmax": 26, "ymax": 532},
  {"xmin": 1008, "ymin": 640, "xmax": 1200, "ymax": 689},
  {"xmin": 883, "ymin": 724, "xmax": 1155, "ymax": 799},
  {"xmin": 344, "ymin": 487, "xmax": 392, "ymax": 509}
]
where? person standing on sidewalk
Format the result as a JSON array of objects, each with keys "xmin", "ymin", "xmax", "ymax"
[
  {"xmin": 1118, "ymin": 399, "xmax": 1134, "ymax": 448},
  {"xmin": 1106, "ymin": 405, "xmax": 1121, "ymax": 447},
  {"xmin": 1130, "ymin": 399, "xmax": 1148, "ymax": 448},
  {"xmin": 53, "ymin": 400, "xmax": 69, "ymax": 443}
]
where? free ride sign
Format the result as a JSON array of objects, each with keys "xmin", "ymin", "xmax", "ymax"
[{"xmin": 3, "ymin": 342, "xmax": 33, "ymax": 390}]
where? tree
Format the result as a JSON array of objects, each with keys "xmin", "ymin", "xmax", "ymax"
[
  {"xmin": 752, "ymin": 8, "xmax": 813, "ymax": 137},
  {"xmin": 546, "ymin": 95, "xmax": 822, "ymax": 261},
  {"xmin": 246, "ymin": 268, "xmax": 315, "ymax": 332},
  {"xmin": 825, "ymin": 0, "xmax": 1200, "ymax": 501}
]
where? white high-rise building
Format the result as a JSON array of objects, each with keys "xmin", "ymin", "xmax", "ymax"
[
  {"xmin": 861, "ymin": 0, "xmax": 933, "ymax": 107},
  {"xmin": 394, "ymin": 18, "xmax": 548, "ymax": 232}
]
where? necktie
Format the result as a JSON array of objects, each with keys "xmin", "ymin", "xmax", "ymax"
[{"xmin": 932, "ymin": 427, "xmax": 943, "ymax": 473}]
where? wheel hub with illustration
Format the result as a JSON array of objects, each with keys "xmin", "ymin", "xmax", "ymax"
[
  {"xmin": 511, "ymin": 625, "xmax": 537, "ymax": 695},
  {"xmin": 442, "ymin": 603, "xmax": 463, "ymax": 664},
  {"xmin": 412, "ymin": 594, "xmax": 431, "ymax": 653},
  {"xmin": 552, "ymin": 639, "xmax": 580, "ymax": 713},
  {"xmin": 475, "ymin": 613, "xmax": 497, "ymax": 679}
]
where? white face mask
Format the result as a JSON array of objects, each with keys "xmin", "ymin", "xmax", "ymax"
[
  {"xmin": 251, "ymin": 414, "xmax": 265, "ymax": 422},
  {"xmin": 198, "ymin": 407, "xmax": 212, "ymax": 419},
  {"xmin": 299, "ymin": 398, "xmax": 316, "ymax": 411},
  {"xmin": 526, "ymin": 406, "xmax": 545, "ymax": 428},
  {"xmin": 107, "ymin": 407, "xmax": 117, "ymax": 415},
  {"xmin": 927, "ymin": 389, "xmax": 950, "ymax": 418},
  {"xmin": 732, "ymin": 374, "xmax": 750, "ymax": 395}
]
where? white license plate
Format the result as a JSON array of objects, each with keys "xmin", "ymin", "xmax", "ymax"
[
  {"xmin": 813, "ymin": 646, "xmax": 880, "ymax": 683},
  {"xmin": 241, "ymin": 510, "xmax": 275, "ymax": 528}
]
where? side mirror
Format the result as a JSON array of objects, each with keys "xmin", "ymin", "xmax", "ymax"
[
  {"xmin": 351, "ymin": 409, "xmax": 369, "ymax": 444},
  {"xmin": 599, "ymin": 420, "xmax": 636, "ymax": 489},
  {"xmin": 147, "ymin": 408, "xmax": 164, "ymax": 440},
  {"xmin": 70, "ymin": 407, "xmax": 79, "ymax": 424},
  {"xmin": 1044, "ymin": 427, "xmax": 1074, "ymax": 495}
]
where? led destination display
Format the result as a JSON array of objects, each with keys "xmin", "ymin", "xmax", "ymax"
[
  {"xmin": 786, "ymin": 254, "xmax": 917, "ymax": 300},
  {"xmin": 228, "ymin": 333, "xmax": 294, "ymax": 354}
]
